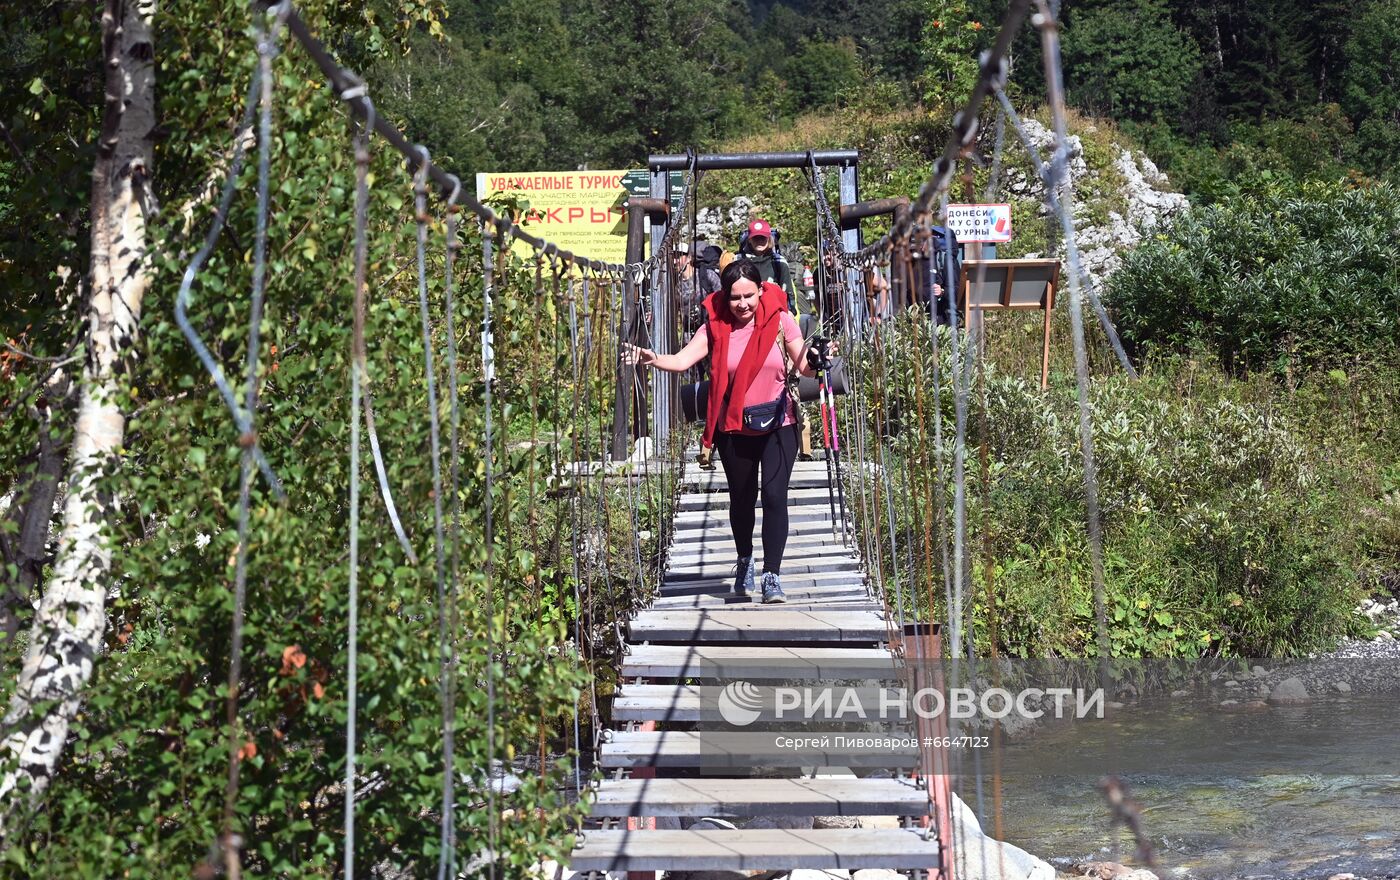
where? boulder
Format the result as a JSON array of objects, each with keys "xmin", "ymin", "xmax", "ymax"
[
  {"xmin": 1268, "ymin": 676, "xmax": 1310, "ymax": 704},
  {"xmin": 811, "ymin": 815, "xmax": 860, "ymax": 829},
  {"xmin": 951, "ymin": 794, "xmax": 1056, "ymax": 880}
]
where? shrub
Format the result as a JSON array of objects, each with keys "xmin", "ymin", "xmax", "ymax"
[
  {"xmin": 1106, "ymin": 182, "xmax": 1400, "ymax": 374},
  {"xmin": 857, "ymin": 318, "xmax": 1368, "ymax": 659}
]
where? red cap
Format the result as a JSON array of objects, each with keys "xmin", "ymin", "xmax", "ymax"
[{"xmin": 747, "ymin": 219, "xmax": 772, "ymax": 241}]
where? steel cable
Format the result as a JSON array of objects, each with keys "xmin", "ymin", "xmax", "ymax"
[
  {"xmin": 480, "ymin": 222, "xmax": 500, "ymax": 875},
  {"xmin": 220, "ymin": 7, "xmax": 287, "ymax": 875},
  {"xmin": 1032, "ymin": 0, "xmax": 1114, "ymax": 673},
  {"xmin": 409, "ymin": 146, "xmax": 455, "ymax": 880},
  {"xmin": 991, "ymin": 86, "xmax": 1137, "ymax": 378},
  {"xmin": 173, "ymin": 68, "xmax": 284, "ymax": 500},
  {"xmin": 340, "ymin": 80, "xmax": 374, "ymax": 880}
]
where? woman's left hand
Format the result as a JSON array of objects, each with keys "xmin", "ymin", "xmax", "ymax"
[{"xmin": 620, "ymin": 343, "xmax": 655, "ymax": 367}]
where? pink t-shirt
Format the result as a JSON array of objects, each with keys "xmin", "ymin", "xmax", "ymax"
[{"xmin": 700, "ymin": 312, "xmax": 803, "ymax": 435}]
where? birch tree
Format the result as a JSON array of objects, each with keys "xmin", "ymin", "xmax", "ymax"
[{"xmin": 1, "ymin": 0, "xmax": 157, "ymax": 823}]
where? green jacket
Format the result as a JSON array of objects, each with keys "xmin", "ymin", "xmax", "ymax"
[{"xmin": 741, "ymin": 250, "xmax": 795, "ymax": 309}]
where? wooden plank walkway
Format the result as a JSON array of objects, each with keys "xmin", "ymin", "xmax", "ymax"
[{"xmin": 569, "ymin": 459, "xmax": 943, "ymax": 877}]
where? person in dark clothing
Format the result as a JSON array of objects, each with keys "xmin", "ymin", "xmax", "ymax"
[
  {"xmin": 621, "ymin": 259, "xmax": 828, "ymax": 604},
  {"xmin": 674, "ymin": 241, "xmax": 722, "ymax": 334}
]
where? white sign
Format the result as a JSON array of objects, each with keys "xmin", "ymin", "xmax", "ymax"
[{"xmin": 946, "ymin": 203, "xmax": 1012, "ymax": 242}]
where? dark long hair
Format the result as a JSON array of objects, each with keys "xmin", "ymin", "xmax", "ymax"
[{"xmin": 715, "ymin": 259, "xmax": 763, "ymax": 321}]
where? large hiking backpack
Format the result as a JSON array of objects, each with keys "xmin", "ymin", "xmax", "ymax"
[{"xmin": 694, "ymin": 242, "xmax": 723, "ymax": 275}]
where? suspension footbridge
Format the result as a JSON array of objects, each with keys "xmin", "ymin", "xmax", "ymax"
[{"xmin": 1, "ymin": 0, "xmax": 1151, "ymax": 876}]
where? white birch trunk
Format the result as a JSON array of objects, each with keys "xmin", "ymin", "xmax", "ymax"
[{"xmin": 1, "ymin": 0, "xmax": 157, "ymax": 824}]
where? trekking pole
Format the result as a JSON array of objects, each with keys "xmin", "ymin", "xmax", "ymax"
[
  {"xmin": 824, "ymin": 354, "xmax": 850, "ymax": 544},
  {"xmin": 817, "ymin": 363, "xmax": 838, "ymax": 541}
]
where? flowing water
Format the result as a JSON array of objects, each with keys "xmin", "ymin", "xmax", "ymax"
[{"xmin": 983, "ymin": 696, "xmax": 1400, "ymax": 878}]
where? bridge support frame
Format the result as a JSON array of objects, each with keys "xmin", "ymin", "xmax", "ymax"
[{"xmin": 641, "ymin": 150, "xmax": 862, "ymax": 452}]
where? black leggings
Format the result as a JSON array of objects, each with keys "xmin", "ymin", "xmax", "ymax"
[{"xmin": 715, "ymin": 425, "xmax": 798, "ymax": 574}]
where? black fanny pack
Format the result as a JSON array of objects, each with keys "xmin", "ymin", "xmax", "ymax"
[{"xmin": 741, "ymin": 393, "xmax": 789, "ymax": 433}]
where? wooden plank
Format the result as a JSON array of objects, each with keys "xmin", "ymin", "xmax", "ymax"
[
  {"xmin": 664, "ymin": 558, "xmax": 861, "ymax": 580},
  {"xmin": 649, "ymin": 594, "xmax": 876, "ymax": 611},
  {"xmin": 588, "ymin": 776, "xmax": 929, "ymax": 817},
  {"xmin": 667, "ymin": 531, "xmax": 843, "ymax": 550},
  {"xmin": 676, "ymin": 488, "xmax": 836, "ymax": 511},
  {"xmin": 649, "ymin": 595, "xmax": 875, "ymax": 611},
  {"xmin": 619, "ymin": 644, "xmax": 896, "ymax": 680},
  {"xmin": 599, "ymin": 731, "xmax": 920, "ymax": 769},
  {"xmin": 569, "ymin": 828, "xmax": 941, "ymax": 872},
  {"xmin": 667, "ymin": 536, "xmax": 854, "ymax": 555},
  {"xmin": 673, "ymin": 512, "xmax": 838, "ymax": 531},
  {"xmin": 613, "ymin": 684, "xmax": 898, "ymax": 723},
  {"xmin": 657, "ymin": 572, "xmax": 865, "ymax": 595},
  {"xmin": 682, "ymin": 476, "xmax": 833, "ymax": 493},
  {"xmin": 654, "ymin": 590, "xmax": 869, "ymax": 608},
  {"xmin": 672, "ymin": 522, "xmax": 851, "ymax": 541},
  {"xmin": 629, "ymin": 608, "xmax": 888, "ymax": 643}
]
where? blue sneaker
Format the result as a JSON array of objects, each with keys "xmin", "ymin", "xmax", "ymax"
[
  {"xmin": 761, "ymin": 572, "xmax": 787, "ymax": 604},
  {"xmin": 732, "ymin": 557, "xmax": 755, "ymax": 598}
]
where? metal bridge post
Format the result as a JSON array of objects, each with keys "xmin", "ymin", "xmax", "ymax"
[
  {"xmin": 612, "ymin": 197, "xmax": 670, "ymax": 461},
  {"xmin": 649, "ymin": 170, "xmax": 671, "ymax": 456},
  {"xmin": 838, "ymin": 162, "xmax": 862, "ymax": 329}
]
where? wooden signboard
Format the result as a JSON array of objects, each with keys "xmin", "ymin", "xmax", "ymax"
[{"xmin": 958, "ymin": 258, "xmax": 1061, "ymax": 389}]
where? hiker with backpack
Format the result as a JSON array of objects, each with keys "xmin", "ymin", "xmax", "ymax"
[
  {"xmin": 674, "ymin": 240, "xmax": 722, "ymax": 334},
  {"xmin": 738, "ymin": 218, "xmax": 798, "ymax": 313},
  {"xmin": 914, "ymin": 224, "xmax": 961, "ymax": 326},
  {"xmin": 621, "ymin": 259, "xmax": 833, "ymax": 605}
]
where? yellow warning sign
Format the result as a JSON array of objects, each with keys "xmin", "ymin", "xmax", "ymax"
[{"xmin": 475, "ymin": 170, "xmax": 631, "ymax": 264}]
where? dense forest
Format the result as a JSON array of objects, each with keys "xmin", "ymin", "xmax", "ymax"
[{"xmin": 369, "ymin": 0, "xmax": 1399, "ymax": 195}]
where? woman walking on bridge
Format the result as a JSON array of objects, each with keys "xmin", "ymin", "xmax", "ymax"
[{"xmin": 623, "ymin": 260, "xmax": 828, "ymax": 604}]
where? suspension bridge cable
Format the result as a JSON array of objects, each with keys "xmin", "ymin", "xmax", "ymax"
[
  {"xmin": 480, "ymin": 223, "xmax": 501, "ymax": 875},
  {"xmin": 991, "ymin": 86, "xmax": 1138, "ymax": 379},
  {"xmin": 1033, "ymin": 0, "xmax": 1114, "ymax": 671},
  {"xmin": 173, "ymin": 68, "xmax": 284, "ymax": 501},
  {"xmin": 442, "ymin": 175, "xmax": 465, "ymax": 874},
  {"xmin": 854, "ymin": 0, "xmax": 1031, "ymax": 260},
  {"xmin": 340, "ymin": 81, "xmax": 374, "ymax": 880},
  {"xmin": 221, "ymin": 7, "xmax": 288, "ymax": 875},
  {"xmin": 408, "ymin": 146, "xmax": 455, "ymax": 880}
]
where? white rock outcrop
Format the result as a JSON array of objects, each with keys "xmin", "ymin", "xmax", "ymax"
[{"xmin": 1000, "ymin": 117, "xmax": 1189, "ymax": 287}]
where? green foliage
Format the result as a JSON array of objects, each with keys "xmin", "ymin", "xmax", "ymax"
[
  {"xmin": 859, "ymin": 317, "xmax": 1374, "ymax": 659},
  {"xmin": 916, "ymin": 0, "xmax": 984, "ymax": 113},
  {"xmin": 1, "ymin": 1, "xmax": 670, "ymax": 873},
  {"xmin": 782, "ymin": 37, "xmax": 862, "ymax": 112},
  {"xmin": 1343, "ymin": 0, "xmax": 1400, "ymax": 170},
  {"xmin": 1062, "ymin": 0, "xmax": 1203, "ymax": 122},
  {"xmin": 1107, "ymin": 182, "xmax": 1400, "ymax": 373}
]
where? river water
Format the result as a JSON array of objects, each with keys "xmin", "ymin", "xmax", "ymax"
[{"xmin": 983, "ymin": 696, "xmax": 1400, "ymax": 878}]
